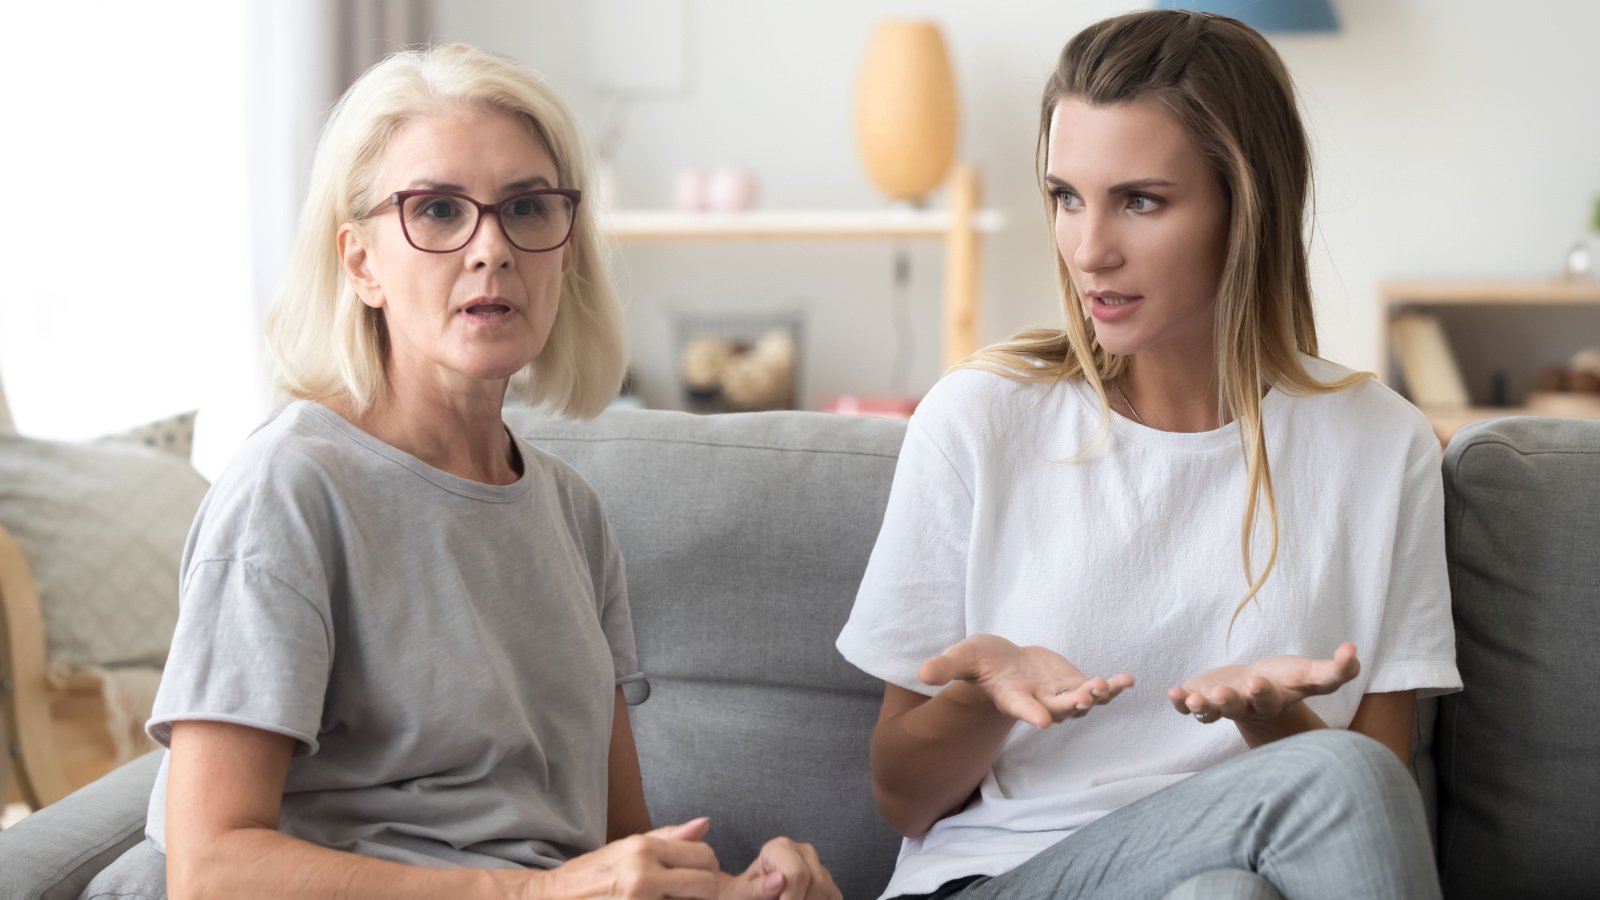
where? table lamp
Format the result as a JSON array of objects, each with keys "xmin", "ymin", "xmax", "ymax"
[{"xmin": 1154, "ymin": 0, "xmax": 1340, "ymax": 33}]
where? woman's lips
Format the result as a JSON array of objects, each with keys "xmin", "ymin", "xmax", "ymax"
[
  {"xmin": 461, "ymin": 302, "xmax": 514, "ymax": 324},
  {"xmin": 1087, "ymin": 291, "xmax": 1141, "ymax": 322}
]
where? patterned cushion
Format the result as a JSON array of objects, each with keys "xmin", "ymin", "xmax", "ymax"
[
  {"xmin": 96, "ymin": 410, "xmax": 197, "ymax": 460},
  {"xmin": 0, "ymin": 430, "xmax": 208, "ymax": 667}
]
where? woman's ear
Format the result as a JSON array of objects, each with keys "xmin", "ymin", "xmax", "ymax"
[{"xmin": 338, "ymin": 223, "xmax": 385, "ymax": 309}]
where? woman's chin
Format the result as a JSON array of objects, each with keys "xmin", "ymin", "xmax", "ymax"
[
  {"xmin": 435, "ymin": 357, "xmax": 530, "ymax": 388},
  {"xmin": 452, "ymin": 341, "xmax": 547, "ymax": 384},
  {"xmin": 1089, "ymin": 331, "xmax": 1141, "ymax": 358}
]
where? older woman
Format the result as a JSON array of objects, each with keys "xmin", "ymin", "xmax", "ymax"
[{"xmin": 86, "ymin": 44, "xmax": 837, "ymax": 900}]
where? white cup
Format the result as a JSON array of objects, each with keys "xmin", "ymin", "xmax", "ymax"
[
  {"xmin": 707, "ymin": 168, "xmax": 760, "ymax": 212},
  {"xmin": 673, "ymin": 167, "xmax": 710, "ymax": 211}
]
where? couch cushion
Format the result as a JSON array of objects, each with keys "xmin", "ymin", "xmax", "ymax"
[
  {"xmin": 508, "ymin": 406, "xmax": 905, "ymax": 900},
  {"xmin": 80, "ymin": 837, "xmax": 167, "ymax": 899},
  {"xmin": 1435, "ymin": 416, "xmax": 1600, "ymax": 898},
  {"xmin": 0, "ymin": 431, "xmax": 207, "ymax": 668},
  {"xmin": 95, "ymin": 410, "xmax": 198, "ymax": 461}
]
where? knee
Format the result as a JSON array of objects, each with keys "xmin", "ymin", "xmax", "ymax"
[
  {"xmin": 1164, "ymin": 869, "xmax": 1284, "ymax": 900},
  {"xmin": 1267, "ymin": 729, "xmax": 1417, "ymax": 803}
]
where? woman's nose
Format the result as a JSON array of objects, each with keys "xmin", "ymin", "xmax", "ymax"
[
  {"xmin": 465, "ymin": 212, "xmax": 515, "ymax": 270},
  {"xmin": 1072, "ymin": 213, "xmax": 1123, "ymax": 273}
]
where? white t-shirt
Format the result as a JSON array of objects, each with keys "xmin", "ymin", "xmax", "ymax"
[{"xmin": 836, "ymin": 356, "xmax": 1461, "ymax": 898}]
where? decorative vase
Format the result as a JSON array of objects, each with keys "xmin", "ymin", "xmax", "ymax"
[{"xmin": 853, "ymin": 20, "xmax": 958, "ymax": 203}]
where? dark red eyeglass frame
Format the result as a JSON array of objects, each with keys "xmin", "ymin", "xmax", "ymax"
[{"xmin": 384, "ymin": 188, "xmax": 583, "ymax": 253}]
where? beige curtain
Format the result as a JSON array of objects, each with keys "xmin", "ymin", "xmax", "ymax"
[
  {"xmin": 336, "ymin": 0, "xmax": 434, "ymax": 89},
  {"xmin": 244, "ymin": 0, "xmax": 434, "ymax": 329}
]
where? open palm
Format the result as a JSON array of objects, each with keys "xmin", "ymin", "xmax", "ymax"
[
  {"xmin": 919, "ymin": 634, "xmax": 1135, "ymax": 729},
  {"xmin": 1168, "ymin": 642, "xmax": 1360, "ymax": 724}
]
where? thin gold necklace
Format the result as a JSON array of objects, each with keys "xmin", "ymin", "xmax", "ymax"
[{"xmin": 1115, "ymin": 380, "xmax": 1147, "ymax": 427}]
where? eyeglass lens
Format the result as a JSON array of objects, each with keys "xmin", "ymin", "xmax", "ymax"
[{"xmin": 400, "ymin": 192, "xmax": 575, "ymax": 252}]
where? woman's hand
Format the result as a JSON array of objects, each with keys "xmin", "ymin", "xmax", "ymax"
[
  {"xmin": 1168, "ymin": 641, "xmax": 1361, "ymax": 725},
  {"xmin": 917, "ymin": 634, "xmax": 1135, "ymax": 729},
  {"xmin": 720, "ymin": 836, "xmax": 841, "ymax": 900},
  {"xmin": 517, "ymin": 818, "xmax": 721, "ymax": 899}
]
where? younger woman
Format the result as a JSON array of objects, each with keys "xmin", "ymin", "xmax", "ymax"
[{"xmin": 838, "ymin": 11, "xmax": 1458, "ymax": 900}]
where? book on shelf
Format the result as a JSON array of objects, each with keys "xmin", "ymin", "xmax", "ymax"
[{"xmin": 1389, "ymin": 312, "xmax": 1470, "ymax": 409}]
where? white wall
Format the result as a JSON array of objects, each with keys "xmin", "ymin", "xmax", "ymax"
[
  {"xmin": 435, "ymin": 0, "xmax": 1600, "ymax": 409},
  {"xmin": 5, "ymin": 2, "xmax": 1592, "ymax": 460},
  {"xmin": 0, "ymin": 3, "xmax": 260, "ymax": 478}
]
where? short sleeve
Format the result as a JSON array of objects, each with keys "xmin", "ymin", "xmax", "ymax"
[
  {"xmin": 1366, "ymin": 448, "xmax": 1461, "ymax": 698},
  {"xmin": 836, "ymin": 419, "xmax": 973, "ymax": 695},
  {"xmin": 147, "ymin": 558, "xmax": 333, "ymax": 753},
  {"xmin": 594, "ymin": 516, "xmax": 641, "ymax": 689}
]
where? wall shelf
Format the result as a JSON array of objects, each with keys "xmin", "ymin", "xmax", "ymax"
[
  {"xmin": 1380, "ymin": 278, "xmax": 1600, "ymax": 444},
  {"xmin": 602, "ymin": 208, "xmax": 1005, "ymax": 241},
  {"xmin": 598, "ymin": 165, "xmax": 1005, "ymax": 369},
  {"xmin": 1382, "ymin": 279, "xmax": 1600, "ymax": 306}
]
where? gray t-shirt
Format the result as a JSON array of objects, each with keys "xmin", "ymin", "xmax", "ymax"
[{"xmin": 144, "ymin": 401, "xmax": 640, "ymax": 870}]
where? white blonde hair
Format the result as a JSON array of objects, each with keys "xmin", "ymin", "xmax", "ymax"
[{"xmin": 267, "ymin": 43, "xmax": 626, "ymax": 419}]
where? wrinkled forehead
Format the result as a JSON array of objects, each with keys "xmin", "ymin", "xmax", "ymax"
[{"xmin": 373, "ymin": 105, "xmax": 561, "ymax": 198}]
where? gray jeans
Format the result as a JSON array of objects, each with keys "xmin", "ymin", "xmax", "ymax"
[{"xmin": 896, "ymin": 729, "xmax": 1440, "ymax": 900}]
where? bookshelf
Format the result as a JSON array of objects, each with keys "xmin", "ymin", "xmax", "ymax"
[
  {"xmin": 599, "ymin": 165, "xmax": 1006, "ymax": 368},
  {"xmin": 1382, "ymin": 279, "xmax": 1600, "ymax": 442}
]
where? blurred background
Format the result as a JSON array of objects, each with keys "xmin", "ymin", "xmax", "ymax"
[{"xmin": 3, "ymin": 0, "xmax": 1599, "ymax": 477}]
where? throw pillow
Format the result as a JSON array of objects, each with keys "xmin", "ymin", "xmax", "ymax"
[
  {"xmin": 0, "ymin": 432, "xmax": 208, "ymax": 668},
  {"xmin": 96, "ymin": 410, "xmax": 198, "ymax": 461}
]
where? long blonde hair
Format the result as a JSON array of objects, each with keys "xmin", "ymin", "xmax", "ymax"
[
  {"xmin": 267, "ymin": 43, "xmax": 626, "ymax": 419},
  {"xmin": 967, "ymin": 10, "xmax": 1370, "ymax": 625}
]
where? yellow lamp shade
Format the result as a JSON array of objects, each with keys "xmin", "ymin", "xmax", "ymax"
[{"xmin": 854, "ymin": 20, "xmax": 958, "ymax": 202}]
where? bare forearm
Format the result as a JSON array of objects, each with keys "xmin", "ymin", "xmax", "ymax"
[
  {"xmin": 170, "ymin": 828, "xmax": 518, "ymax": 900},
  {"xmin": 871, "ymin": 682, "xmax": 1016, "ymax": 838},
  {"xmin": 1234, "ymin": 701, "xmax": 1326, "ymax": 750}
]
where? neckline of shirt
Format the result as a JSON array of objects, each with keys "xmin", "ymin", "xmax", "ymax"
[
  {"xmin": 297, "ymin": 400, "xmax": 535, "ymax": 503},
  {"xmin": 1065, "ymin": 377, "xmax": 1291, "ymax": 453}
]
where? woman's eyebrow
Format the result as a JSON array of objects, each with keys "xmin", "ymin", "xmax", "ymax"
[
  {"xmin": 402, "ymin": 176, "xmax": 554, "ymax": 194},
  {"xmin": 1108, "ymin": 178, "xmax": 1175, "ymax": 194},
  {"xmin": 1043, "ymin": 174, "xmax": 1176, "ymax": 194},
  {"xmin": 502, "ymin": 176, "xmax": 554, "ymax": 194},
  {"xmin": 406, "ymin": 178, "xmax": 466, "ymax": 192}
]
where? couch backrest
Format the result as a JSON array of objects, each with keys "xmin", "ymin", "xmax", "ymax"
[
  {"xmin": 512, "ymin": 406, "xmax": 1599, "ymax": 899},
  {"xmin": 1436, "ymin": 416, "xmax": 1600, "ymax": 899},
  {"xmin": 508, "ymin": 407, "xmax": 907, "ymax": 899}
]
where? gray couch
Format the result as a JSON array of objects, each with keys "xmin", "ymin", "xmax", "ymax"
[{"xmin": 1, "ymin": 409, "xmax": 1595, "ymax": 899}]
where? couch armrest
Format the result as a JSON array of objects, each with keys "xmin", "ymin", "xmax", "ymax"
[
  {"xmin": 1436, "ymin": 416, "xmax": 1600, "ymax": 898},
  {"xmin": 0, "ymin": 750, "xmax": 160, "ymax": 899}
]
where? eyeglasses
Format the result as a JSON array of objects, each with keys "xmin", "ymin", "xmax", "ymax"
[{"xmin": 379, "ymin": 188, "xmax": 582, "ymax": 253}]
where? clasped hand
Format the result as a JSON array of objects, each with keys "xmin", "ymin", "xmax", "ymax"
[
  {"xmin": 526, "ymin": 817, "xmax": 839, "ymax": 900},
  {"xmin": 919, "ymin": 635, "xmax": 1360, "ymax": 730}
]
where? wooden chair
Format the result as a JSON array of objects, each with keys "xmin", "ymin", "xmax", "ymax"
[{"xmin": 1, "ymin": 523, "xmax": 121, "ymax": 812}]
